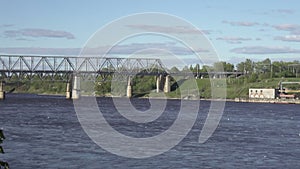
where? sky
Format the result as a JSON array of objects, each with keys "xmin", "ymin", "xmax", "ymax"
[{"xmin": 0, "ymin": 0, "xmax": 300, "ymax": 66}]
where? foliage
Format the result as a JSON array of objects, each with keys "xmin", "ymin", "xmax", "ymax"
[
  {"xmin": 236, "ymin": 59, "xmax": 255, "ymax": 74},
  {"xmin": 170, "ymin": 66, "xmax": 180, "ymax": 73},
  {"xmin": 2, "ymin": 58, "xmax": 300, "ymax": 99},
  {"xmin": 0, "ymin": 130, "xmax": 9, "ymax": 169},
  {"xmin": 132, "ymin": 75, "xmax": 156, "ymax": 96}
]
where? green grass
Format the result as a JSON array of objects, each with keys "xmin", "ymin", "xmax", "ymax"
[
  {"xmin": 3, "ymin": 76, "xmax": 300, "ymax": 99},
  {"xmin": 165, "ymin": 77, "xmax": 300, "ymax": 99}
]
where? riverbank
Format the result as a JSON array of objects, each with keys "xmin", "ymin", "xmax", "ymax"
[
  {"xmin": 4, "ymin": 92, "xmax": 300, "ymax": 105},
  {"xmin": 37, "ymin": 93, "xmax": 300, "ymax": 105},
  {"xmin": 234, "ymin": 98, "xmax": 300, "ymax": 104},
  {"xmin": 3, "ymin": 77, "xmax": 300, "ymax": 100}
]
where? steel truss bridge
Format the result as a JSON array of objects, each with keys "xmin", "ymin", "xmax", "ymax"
[
  {"xmin": 0, "ymin": 55, "xmax": 245, "ymax": 99},
  {"xmin": 0, "ymin": 55, "xmax": 244, "ymax": 81},
  {"xmin": 0, "ymin": 55, "xmax": 168, "ymax": 81}
]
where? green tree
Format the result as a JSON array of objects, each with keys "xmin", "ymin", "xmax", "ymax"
[
  {"xmin": 170, "ymin": 66, "xmax": 180, "ymax": 73},
  {"xmin": 181, "ymin": 66, "xmax": 190, "ymax": 72},
  {"xmin": 201, "ymin": 65, "xmax": 213, "ymax": 72},
  {"xmin": 0, "ymin": 130, "xmax": 9, "ymax": 169},
  {"xmin": 255, "ymin": 58, "xmax": 271, "ymax": 73},
  {"xmin": 213, "ymin": 62, "xmax": 224, "ymax": 72},
  {"xmin": 189, "ymin": 65, "xmax": 194, "ymax": 72},
  {"xmin": 212, "ymin": 61, "xmax": 234, "ymax": 72},
  {"xmin": 224, "ymin": 62, "xmax": 234, "ymax": 72},
  {"xmin": 237, "ymin": 59, "xmax": 254, "ymax": 74}
]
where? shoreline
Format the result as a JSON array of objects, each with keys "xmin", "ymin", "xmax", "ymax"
[
  {"xmin": 4, "ymin": 92, "xmax": 300, "ymax": 104},
  {"xmin": 234, "ymin": 98, "xmax": 300, "ymax": 104}
]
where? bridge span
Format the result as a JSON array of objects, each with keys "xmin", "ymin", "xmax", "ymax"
[
  {"xmin": 0, "ymin": 55, "xmax": 243, "ymax": 99},
  {"xmin": 0, "ymin": 55, "xmax": 171, "ymax": 99}
]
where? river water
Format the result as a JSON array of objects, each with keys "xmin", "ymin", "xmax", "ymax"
[{"xmin": 0, "ymin": 94, "xmax": 300, "ymax": 168}]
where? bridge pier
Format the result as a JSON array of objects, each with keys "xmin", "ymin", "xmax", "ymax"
[
  {"xmin": 72, "ymin": 75, "xmax": 81, "ymax": 99},
  {"xmin": 66, "ymin": 82, "xmax": 72, "ymax": 99},
  {"xmin": 156, "ymin": 75, "xmax": 161, "ymax": 93},
  {"xmin": 0, "ymin": 81, "xmax": 5, "ymax": 100},
  {"xmin": 164, "ymin": 75, "xmax": 170, "ymax": 93},
  {"xmin": 126, "ymin": 76, "xmax": 132, "ymax": 98}
]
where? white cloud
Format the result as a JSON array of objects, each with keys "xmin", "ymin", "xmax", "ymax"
[
  {"xmin": 126, "ymin": 24, "xmax": 211, "ymax": 34},
  {"xmin": 273, "ymin": 24, "xmax": 300, "ymax": 35},
  {"xmin": 4, "ymin": 28, "xmax": 75, "ymax": 39},
  {"xmin": 108, "ymin": 42, "xmax": 209, "ymax": 55},
  {"xmin": 230, "ymin": 46, "xmax": 300, "ymax": 54},
  {"xmin": 222, "ymin": 20, "xmax": 259, "ymax": 27},
  {"xmin": 216, "ymin": 36, "xmax": 251, "ymax": 44},
  {"xmin": 274, "ymin": 9, "xmax": 294, "ymax": 14},
  {"xmin": 0, "ymin": 42, "xmax": 209, "ymax": 56},
  {"xmin": 273, "ymin": 24, "xmax": 300, "ymax": 42},
  {"xmin": 0, "ymin": 24, "xmax": 14, "ymax": 28},
  {"xmin": 274, "ymin": 35, "xmax": 300, "ymax": 42},
  {"xmin": 0, "ymin": 47, "xmax": 80, "ymax": 55}
]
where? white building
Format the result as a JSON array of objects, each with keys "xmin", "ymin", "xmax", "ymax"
[{"xmin": 249, "ymin": 88, "xmax": 275, "ymax": 99}]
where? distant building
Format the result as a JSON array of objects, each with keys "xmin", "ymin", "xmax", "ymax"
[{"xmin": 249, "ymin": 89, "xmax": 275, "ymax": 99}]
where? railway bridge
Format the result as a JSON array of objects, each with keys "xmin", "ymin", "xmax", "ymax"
[
  {"xmin": 0, "ymin": 55, "xmax": 243, "ymax": 99},
  {"xmin": 0, "ymin": 55, "xmax": 172, "ymax": 99}
]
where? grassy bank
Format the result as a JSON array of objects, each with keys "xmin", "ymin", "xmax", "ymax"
[
  {"xmin": 163, "ymin": 77, "xmax": 300, "ymax": 99},
  {"xmin": 3, "ymin": 77, "xmax": 300, "ymax": 99}
]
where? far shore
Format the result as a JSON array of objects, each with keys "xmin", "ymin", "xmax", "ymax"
[{"xmin": 4, "ymin": 92, "xmax": 299, "ymax": 105}]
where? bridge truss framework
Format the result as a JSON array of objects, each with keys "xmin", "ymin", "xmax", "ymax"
[
  {"xmin": 0, "ymin": 55, "xmax": 168, "ymax": 81},
  {"xmin": 0, "ymin": 55, "xmax": 245, "ymax": 99}
]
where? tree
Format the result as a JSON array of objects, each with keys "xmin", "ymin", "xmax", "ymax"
[
  {"xmin": 213, "ymin": 62, "xmax": 224, "ymax": 72},
  {"xmin": 236, "ymin": 61, "xmax": 245, "ymax": 73},
  {"xmin": 255, "ymin": 58, "xmax": 271, "ymax": 73},
  {"xmin": 236, "ymin": 59, "xmax": 254, "ymax": 74},
  {"xmin": 170, "ymin": 66, "xmax": 180, "ymax": 73},
  {"xmin": 189, "ymin": 65, "xmax": 194, "ymax": 72},
  {"xmin": 181, "ymin": 66, "xmax": 190, "ymax": 72},
  {"xmin": 201, "ymin": 65, "xmax": 212, "ymax": 72},
  {"xmin": 0, "ymin": 130, "xmax": 9, "ymax": 169},
  {"xmin": 224, "ymin": 62, "xmax": 234, "ymax": 72},
  {"xmin": 244, "ymin": 59, "xmax": 254, "ymax": 74},
  {"xmin": 272, "ymin": 61, "xmax": 285, "ymax": 77},
  {"xmin": 195, "ymin": 64, "xmax": 200, "ymax": 72},
  {"xmin": 212, "ymin": 61, "xmax": 234, "ymax": 72}
]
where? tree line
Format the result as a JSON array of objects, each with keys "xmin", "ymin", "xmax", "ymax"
[
  {"xmin": 2, "ymin": 58, "xmax": 299, "ymax": 97},
  {"xmin": 171, "ymin": 58, "xmax": 300, "ymax": 79}
]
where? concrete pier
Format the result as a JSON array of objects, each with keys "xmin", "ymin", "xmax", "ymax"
[
  {"xmin": 164, "ymin": 75, "xmax": 170, "ymax": 93},
  {"xmin": 127, "ymin": 76, "xmax": 132, "ymax": 98},
  {"xmin": 72, "ymin": 75, "xmax": 81, "ymax": 99},
  {"xmin": 0, "ymin": 81, "xmax": 5, "ymax": 100},
  {"xmin": 156, "ymin": 75, "xmax": 161, "ymax": 93},
  {"xmin": 66, "ymin": 82, "xmax": 72, "ymax": 99}
]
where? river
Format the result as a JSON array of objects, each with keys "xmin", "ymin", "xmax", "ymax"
[{"xmin": 0, "ymin": 94, "xmax": 300, "ymax": 168}]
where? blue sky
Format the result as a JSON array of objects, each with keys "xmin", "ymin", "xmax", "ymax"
[{"xmin": 0, "ymin": 0, "xmax": 300, "ymax": 65}]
